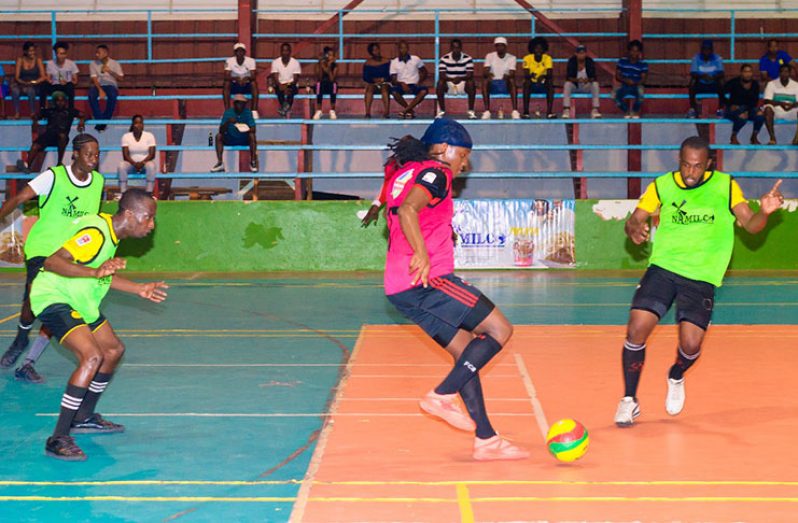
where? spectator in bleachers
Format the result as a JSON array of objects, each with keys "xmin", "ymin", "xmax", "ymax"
[
  {"xmin": 723, "ymin": 64, "xmax": 764, "ymax": 145},
  {"xmin": 687, "ymin": 40, "xmax": 725, "ymax": 118},
  {"xmin": 522, "ymin": 37, "xmax": 554, "ymax": 119},
  {"xmin": 363, "ymin": 43, "xmax": 391, "ymax": 119},
  {"xmin": 390, "ymin": 41, "xmax": 428, "ymax": 119},
  {"xmin": 224, "ymin": 43, "xmax": 259, "ymax": 115},
  {"xmin": 88, "ymin": 45, "xmax": 124, "ymax": 132},
  {"xmin": 615, "ymin": 40, "xmax": 648, "ymax": 119},
  {"xmin": 17, "ymin": 91, "xmax": 85, "ymax": 173},
  {"xmin": 436, "ymin": 39, "xmax": 476, "ymax": 119},
  {"xmin": 118, "ymin": 115, "xmax": 157, "ymax": 194},
  {"xmin": 211, "ymin": 94, "xmax": 258, "ymax": 173},
  {"xmin": 481, "ymin": 37, "xmax": 519, "ymax": 119},
  {"xmin": 763, "ymin": 64, "xmax": 798, "ymax": 145},
  {"xmin": 313, "ymin": 47, "xmax": 338, "ymax": 120},
  {"xmin": 10, "ymin": 42, "xmax": 46, "ymax": 119},
  {"xmin": 270, "ymin": 43, "xmax": 301, "ymax": 117},
  {"xmin": 760, "ymin": 39, "xmax": 794, "ymax": 84},
  {"xmin": 43, "ymin": 41, "xmax": 79, "ymax": 110},
  {"xmin": 562, "ymin": 44, "xmax": 601, "ymax": 119}
]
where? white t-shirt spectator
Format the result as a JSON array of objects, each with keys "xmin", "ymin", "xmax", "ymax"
[
  {"xmin": 46, "ymin": 59, "xmax": 79, "ymax": 84},
  {"xmin": 764, "ymin": 78, "xmax": 798, "ymax": 105},
  {"xmin": 484, "ymin": 52, "xmax": 517, "ymax": 79},
  {"xmin": 390, "ymin": 55, "xmax": 425, "ymax": 84},
  {"xmin": 271, "ymin": 57, "xmax": 301, "ymax": 85},
  {"xmin": 121, "ymin": 131, "xmax": 157, "ymax": 163},
  {"xmin": 89, "ymin": 58, "xmax": 124, "ymax": 88},
  {"xmin": 28, "ymin": 165, "xmax": 93, "ymax": 195},
  {"xmin": 225, "ymin": 56, "xmax": 257, "ymax": 80}
]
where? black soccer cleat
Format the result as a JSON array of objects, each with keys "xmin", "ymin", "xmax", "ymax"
[
  {"xmin": 45, "ymin": 435, "xmax": 87, "ymax": 461},
  {"xmin": 14, "ymin": 363, "xmax": 44, "ymax": 384},
  {"xmin": 71, "ymin": 413, "xmax": 125, "ymax": 434},
  {"xmin": 0, "ymin": 338, "xmax": 29, "ymax": 369}
]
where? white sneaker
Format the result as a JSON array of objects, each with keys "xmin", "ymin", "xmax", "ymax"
[
  {"xmin": 312, "ymin": 110, "xmax": 323, "ymax": 120},
  {"xmin": 329, "ymin": 110, "xmax": 337, "ymax": 120},
  {"xmin": 210, "ymin": 162, "xmax": 225, "ymax": 173},
  {"xmin": 481, "ymin": 110, "xmax": 492, "ymax": 120},
  {"xmin": 251, "ymin": 110, "xmax": 260, "ymax": 120},
  {"xmin": 666, "ymin": 378, "xmax": 685, "ymax": 416},
  {"xmin": 511, "ymin": 110, "xmax": 520, "ymax": 120},
  {"xmin": 614, "ymin": 396, "xmax": 640, "ymax": 427},
  {"xmin": 562, "ymin": 108, "xmax": 571, "ymax": 119},
  {"xmin": 467, "ymin": 110, "xmax": 477, "ymax": 119},
  {"xmin": 436, "ymin": 110, "xmax": 446, "ymax": 119},
  {"xmin": 591, "ymin": 108, "xmax": 602, "ymax": 119}
]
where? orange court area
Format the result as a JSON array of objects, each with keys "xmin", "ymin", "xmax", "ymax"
[{"xmin": 293, "ymin": 324, "xmax": 798, "ymax": 523}]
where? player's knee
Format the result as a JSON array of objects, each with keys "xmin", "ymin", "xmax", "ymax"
[
  {"xmin": 82, "ymin": 351, "xmax": 104, "ymax": 372},
  {"xmin": 489, "ymin": 321, "xmax": 513, "ymax": 347},
  {"xmin": 106, "ymin": 339, "xmax": 126, "ymax": 360},
  {"xmin": 679, "ymin": 339, "xmax": 702, "ymax": 355}
]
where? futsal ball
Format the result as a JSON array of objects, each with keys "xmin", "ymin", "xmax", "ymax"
[{"xmin": 546, "ymin": 419, "xmax": 589, "ymax": 462}]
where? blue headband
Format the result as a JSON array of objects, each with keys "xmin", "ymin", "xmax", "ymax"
[{"xmin": 420, "ymin": 118, "xmax": 473, "ymax": 149}]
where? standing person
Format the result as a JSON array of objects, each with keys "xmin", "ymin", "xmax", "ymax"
[
  {"xmin": 363, "ymin": 43, "xmax": 391, "ymax": 119},
  {"xmin": 687, "ymin": 40, "xmax": 725, "ymax": 118},
  {"xmin": 763, "ymin": 64, "xmax": 798, "ymax": 145},
  {"xmin": 31, "ymin": 189, "xmax": 167, "ymax": 461},
  {"xmin": 43, "ymin": 41, "xmax": 79, "ymax": 110},
  {"xmin": 723, "ymin": 64, "xmax": 764, "ymax": 145},
  {"xmin": 11, "ymin": 42, "xmax": 47, "ymax": 119},
  {"xmin": 614, "ymin": 136, "xmax": 783, "ymax": 427},
  {"xmin": 210, "ymin": 94, "xmax": 258, "ymax": 173},
  {"xmin": 118, "ymin": 115, "xmax": 157, "ymax": 194},
  {"xmin": 16, "ymin": 91, "xmax": 86, "ymax": 173},
  {"xmin": 383, "ymin": 118, "xmax": 529, "ymax": 461},
  {"xmin": 223, "ymin": 43, "xmax": 259, "ymax": 115},
  {"xmin": 759, "ymin": 39, "xmax": 794, "ymax": 84},
  {"xmin": 562, "ymin": 44, "xmax": 601, "ymax": 119},
  {"xmin": 389, "ymin": 41, "xmax": 429, "ymax": 119},
  {"xmin": 481, "ymin": 37, "xmax": 519, "ymax": 119},
  {"xmin": 270, "ymin": 43, "xmax": 301, "ymax": 117},
  {"xmin": 313, "ymin": 47, "xmax": 338, "ymax": 120},
  {"xmin": 615, "ymin": 40, "xmax": 648, "ymax": 119},
  {"xmin": 521, "ymin": 37, "xmax": 555, "ymax": 119},
  {"xmin": 88, "ymin": 45, "xmax": 124, "ymax": 132},
  {"xmin": 0, "ymin": 134, "xmax": 104, "ymax": 383},
  {"xmin": 436, "ymin": 39, "xmax": 476, "ymax": 119}
]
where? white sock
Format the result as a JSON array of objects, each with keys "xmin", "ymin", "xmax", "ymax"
[{"xmin": 24, "ymin": 334, "xmax": 50, "ymax": 365}]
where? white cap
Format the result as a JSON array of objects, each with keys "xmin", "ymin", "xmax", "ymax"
[
  {"xmin": 494, "ymin": 37, "xmax": 508, "ymax": 45},
  {"xmin": 233, "ymin": 42, "xmax": 246, "ymax": 51}
]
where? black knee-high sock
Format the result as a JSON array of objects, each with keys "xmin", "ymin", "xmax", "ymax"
[
  {"xmin": 13, "ymin": 322, "xmax": 33, "ymax": 345},
  {"xmin": 54, "ymin": 383, "xmax": 87, "ymax": 437},
  {"xmin": 435, "ymin": 334, "xmax": 503, "ymax": 395},
  {"xmin": 668, "ymin": 347, "xmax": 700, "ymax": 381},
  {"xmin": 622, "ymin": 340, "xmax": 646, "ymax": 398},
  {"xmin": 75, "ymin": 372, "xmax": 113, "ymax": 421},
  {"xmin": 460, "ymin": 374, "xmax": 497, "ymax": 440}
]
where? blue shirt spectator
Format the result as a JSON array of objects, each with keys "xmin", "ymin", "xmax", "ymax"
[
  {"xmin": 691, "ymin": 52, "xmax": 724, "ymax": 84},
  {"xmin": 617, "ymin": 57, "xmax": 649, "ymax": 85},
  {"xmin": 759, "ymin": 40, "xmax": 792, "ymax": 83},
  {"xmin": 221, "ymin": 105, "xmax": 255, "ymax": 143}
]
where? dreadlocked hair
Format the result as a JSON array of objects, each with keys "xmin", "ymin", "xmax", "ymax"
[{"xmin": 386, "ymin": 135, "xmax": 430, "ymax": 167}]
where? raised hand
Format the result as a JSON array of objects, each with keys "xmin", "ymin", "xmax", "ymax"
[{"xmin": 759, "ymin": 179, "xmax": 784, "ymax": 215}]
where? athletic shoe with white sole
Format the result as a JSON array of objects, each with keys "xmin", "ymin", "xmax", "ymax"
[
  {"xmin": 419, "ymin": 391, "xmax": 475, "ymax": 431},
  {"xmin": 666, "ymin": 377, "xmax": 685, "ymax": 416},
  {"xmin": 511, "ymin": 110, "xmax": 521, "ymax": 119},
  {"xmin": 467, "ymin": 110, "xmax": 477, "ymax": 119},
  {"xmin": 71, "ymin": 413, "xmax": 126, "ymax": 434},
  {"xmin": 473, "ymin": 435, "xmax": 530, "ymax": 461},
  {"xmin": 312, "ymin": 109, "xmax": 323, "ymax": 120},
  {"xmin": 46, "ymin": 435, "xmax": 86, "ymax": 461},
  {"xmin": 481, "ymin": 110, "xmax": 491, "ymax": 120},
  {"xmin": 329, "ymin": 110, "xmax": 337, "ymax": 120},
  {"xmin": 614, "ymin": 396, "xmax": 640, "ymax": 427}
]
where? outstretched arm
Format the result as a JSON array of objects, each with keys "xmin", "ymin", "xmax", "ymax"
[
  {"xmin": 733, "ymin": 179, "xmax": 783, "ymax": 234},
  {"xmin": 111, "ymin": 276, "xmax": 169, "ymax": 303}
]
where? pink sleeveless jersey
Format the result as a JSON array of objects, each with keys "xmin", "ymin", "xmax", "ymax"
[{"xmin": 383, "ymin": 160, "xmax": 454, "ymax": 295}]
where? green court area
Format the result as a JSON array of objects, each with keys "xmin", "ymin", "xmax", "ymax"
[{"xmin": 0, "ymin": 272, "xmax": 795, "ymax": 522}]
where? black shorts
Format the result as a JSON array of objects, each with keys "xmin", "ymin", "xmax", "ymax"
[
  {"xmin": 35, "ymin": 129, "xmax": 68, "ymax": 148},
  {"xmin": 387, "ymin": 273, "xmax": 495, "ymax": 347},
  {"xmin": 631, "ymin": 264, "xmax": 715, "ymax": 330},
  {"xmin": 38, "ymin": 303, "xmax": 107, "ymax": 344},
  {"xmin": 22, "ymin": 256, "xmax": 47, "ymax": 303}
]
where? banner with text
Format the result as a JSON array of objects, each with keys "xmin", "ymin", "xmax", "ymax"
[{"xmin": 453, "ymin": 199, "xmax": 575, "ymax": 269}]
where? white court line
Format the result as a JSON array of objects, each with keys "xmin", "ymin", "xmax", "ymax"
[
  {"xmin": 514, "ymin": 352, "xmax": 550, "ymax": 441},
  {"xmin": 35, "ymin": 412, "xmax": 534, "ymax": 418}
]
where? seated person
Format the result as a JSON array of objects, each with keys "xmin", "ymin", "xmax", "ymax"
[
  {"xmin": 88, "ymin": 44, "xmax": 124, "ymax": 132},
  {"xmin": 313, "ymin": 46, "xmax": 338, "ymax": 120},
  {"xmin": 615, "ymin": 40, "xmax": 648, "ymax": 119},
  {"xmin": 363, "ymin": 43, "xmax": 391, "ymax": 119},
  {"xmin": 562, "ymin": 44, "xmax": 601, "ymax": 118},
  {"xmin": 118, "ymin": 115, "xmax": 157, "ymax": 194},
  {"xmin": 42, "ymin": 41, "xmax": 79, "ymax": 110},
  {"xmin": 17, "ymin": 91, "xmax": 85, "ymax": 173},
  {"xmin": 723, "ymin": 64, "xmax": 763, "ymax": 145},
  {"xmin": 522, "ymin": 36, "xmax": 554, "ymax": 118},
  {"xmin": 759, "ymin": 39, "xmax": 794, "ymax": 84},
  {"xmin": 224, "ymin": 43, "xmax": 259, "ymax": 115},
  {"xmin": 270, "ymin": 43, "xmax": 301, "ymax": 117},
  {"xmin": 763, "ymin": 63, "xmax": 798, "ymax": 145},
  {"xmin": 211, "ymin": 94, "xmax": 258, "ymax": 173},
  {"xmin": 390, "ymin": 40, "xmax": 428, "ymax": 119},
  {"xmin": 688, "ymin": 40, "xmax": 724, "ymax": 118},
  {"xmin": 435, "ymin": 39, "xmax": 476, "ymax": 119},
  {"xmin": 481, "ymin": 37, "xmax": 519, "ymax": 119}
]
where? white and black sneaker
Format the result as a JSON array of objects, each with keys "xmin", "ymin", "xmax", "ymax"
[
  {"xmin": 666, "ymin": 378, "xmax": 686, "ymax": 416},
  {"xmin": 614, "ymin": 396, "xmax": 640, "ymax": 427},
  {"xmin": 210, "ymin": 162, "xmax": 225, "ymax": 173}
]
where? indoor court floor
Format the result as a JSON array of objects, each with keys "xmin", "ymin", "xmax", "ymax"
[{"xmin": 0, "ymin": 271, "xmax": 796, "ymax": 522}]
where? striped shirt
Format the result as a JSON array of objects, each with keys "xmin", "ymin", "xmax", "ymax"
[
  {"xmin": 439, "ymin": 52, "xmax": 474, "ymax": 80},
  {"xmin": 617, "ymin": 58, "xmax": 649, "ymax": 84}
]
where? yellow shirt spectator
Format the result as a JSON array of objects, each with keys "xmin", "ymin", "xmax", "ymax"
[{"xmin": 522, "ymin": 53, "xmax": 553, "ymax": 82}]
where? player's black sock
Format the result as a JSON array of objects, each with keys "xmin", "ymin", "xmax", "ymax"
[
  {"xmin": 622, "ymin": 340, "xmax": 646, "ymax": 398},
  {"xmin": 460, "ymin": 374, "xmax": 497, "ymax": 440},
  {"xmin": 668, "ymin": 347, "xmax": 700, "ymax": 381},
  {"xmin": 13, "ymin": 322, "xmax": 33, "ymax": 345},
  {"xmin": 54, "ymin": 383, "xmax": 87, "ymax": 436},
  {"xmin": 435, "ymin": 334, "xmax": 502, "ymax": 395},
  {"xmin": 75, "ymin": 372, "xmax": 113, "ymax": 421}
]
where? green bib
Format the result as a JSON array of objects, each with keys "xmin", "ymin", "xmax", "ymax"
[
  {"xmin": 649, "ymin": 171, "xmax": 736, "ymax": 287},
  {"xmin": 30, "ymin": 213, "xmax": 119, "ymax": 323},
  {"xmin": 24, "ymin": 164, "xmax": 104, "ymax": 259}
]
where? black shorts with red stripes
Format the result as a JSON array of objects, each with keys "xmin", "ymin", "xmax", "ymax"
[{"xmin": 387, "ymin": 273, "xmax": 496, "ymax": 347}]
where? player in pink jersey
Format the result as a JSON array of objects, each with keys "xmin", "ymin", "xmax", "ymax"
[
  {"xmin": 360, "ymin": 157, "xmax": 398, "ymax": 227},
  {"xmin": 383, "ymin": 118, "xmax": 528, "ymax": 461}
]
